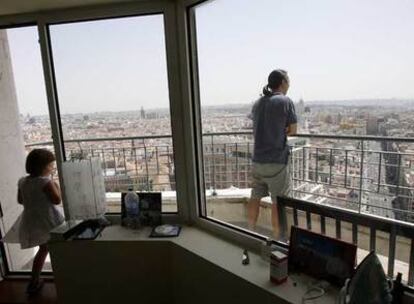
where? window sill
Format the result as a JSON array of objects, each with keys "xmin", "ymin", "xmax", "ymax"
[{"xmin": 50, "ymin": 223, "xmax": 339, "ymax": 304}]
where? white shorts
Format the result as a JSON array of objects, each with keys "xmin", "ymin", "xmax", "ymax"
[{"xmin": 250, "ymin": 162, "xmax": 291, "ymax": 201}]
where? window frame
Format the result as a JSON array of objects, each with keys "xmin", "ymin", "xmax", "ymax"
[
  {"xmin": 35, "ymin": 3, "xmax": 189, "ymax": 221},
  {"xmin": 0, "ymin": 23, "xmax": 55, "ymax": 277},
  {"xmin": 45, "ymin": 12, "xmax": 180, "ymax": 216},
  {"xmin": 182, "ymin": 0, "xmax": 277, "ymax": 251},
  {"xmin": 1, "ymin": 0, "xmax": 413, "ymax": 285},
  {"xmin": 0, "ymin": 0, "xmax": 280, "ymax": 277},
  {"xmin": 0, "ymin": 1, "xmax": 197, "ymax": 277}
]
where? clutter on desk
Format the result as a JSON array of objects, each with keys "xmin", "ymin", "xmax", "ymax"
[
  {"xmin": 270, "ymin": 251, "xmax": 288, "ymax": 284},
  {"xmin": 261, "ymin": 237, "xmax": 279, "ymax": 262},
  {"xmin": 338, "ymin": 251, "xmax": 392, "ymax": 304},
  {"xmin": 61, "ymin": 157, "xmax": 106, "ymax": 220},
  {"xmin": 288, "ymin": 226, "xmax": 357, "ymax": 287},
  {"xmin": 121, "ymin": 191, "xmax": 162, "ymax": 229},
  {"xmin": 284, "ymin": 226, "xmax": 406, "ymax": 303},
  {"xmin": 62, "ymin": 219, "xmax": 106, "ymax": 241},
  {"xmin": 242, "ymin": 249, "xmax": 250, "ymax": 265},
  {"xmin": 149, "ymin": 224, "xmax": 181, "ymax": 238}
]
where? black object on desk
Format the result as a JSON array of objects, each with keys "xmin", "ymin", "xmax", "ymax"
[
  {"xmin": 121, "ymin": 192, "xmax": 162, "ymax": 227},
  {"xmin": 289, "ymin": 226, "xmax": 357, "ymax": 286},
  {"xmin": 242, "ymin": 249, "xmax": 250, "ymax": 265},
  {"xmin": 63, "ymin": 219, "xmax": 105, "ymax": 240},
  {"xmin": 149, "ymin": 225, "xmax": 181, "ymax": 238}
]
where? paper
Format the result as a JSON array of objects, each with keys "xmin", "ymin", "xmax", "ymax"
[{"xmin": 62, "ymin": 158, "xmax": 106, "ymax": 220}]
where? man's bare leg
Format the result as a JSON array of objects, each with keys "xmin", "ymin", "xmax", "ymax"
[
  {"xmin": 271, "ymin": 198, "xmax": 280, "ymax": 239},
  {"xmin": 247, "ymin": 198, "xmax": 261, "ymax": 231}
]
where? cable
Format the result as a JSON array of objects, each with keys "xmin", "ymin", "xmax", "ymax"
[
  {"xmin": 301, "ymin": 281, "xmax": 330, "ymax": 303},
  {"xmin": 302, "ymin": 287, "xmax": 325, "ymax": 303}
]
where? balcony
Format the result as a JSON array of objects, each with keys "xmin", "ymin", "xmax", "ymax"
[{"xmin": 26, "ymin": 132, "xmax": 414, "ymax": 285}]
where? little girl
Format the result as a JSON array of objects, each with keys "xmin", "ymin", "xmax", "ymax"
[{"xmin": 17, "ymin": 149, "xmax": 64, "ymax": 294}]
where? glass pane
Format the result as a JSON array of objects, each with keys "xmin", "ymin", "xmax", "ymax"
[
  {"xmin": 193, "ymin": 0, "xmax": 414, "ymax": 252},
  {"xmin": 0, "ymin": 27, "xmax": 54, "ymax": 272},
  {"xmin": 49, "ymin": 15, "xmax": 177, "ymax": 213}
]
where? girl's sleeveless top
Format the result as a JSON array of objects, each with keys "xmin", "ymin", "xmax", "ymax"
[{"xmin": 18, "ymin": 176, "xmax": 64, "ymax": 249}]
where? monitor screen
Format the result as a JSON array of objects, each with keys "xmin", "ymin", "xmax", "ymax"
[{"xmin": 289, "ymin": 226, "xmax": 357, "ymax": 286}]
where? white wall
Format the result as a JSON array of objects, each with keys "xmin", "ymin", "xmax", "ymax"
[{"xmin": 0, "ymin": 30, "xmax": 33, "ymax": 271}]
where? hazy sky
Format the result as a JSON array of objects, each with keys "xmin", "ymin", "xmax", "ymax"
[
  {"xmin": 7, "ymin": 0, "xmax": 414, "ymax": 115},
  {"xmin": 8, "ymin": 15, "xmax": 168, "ymax": 116}
]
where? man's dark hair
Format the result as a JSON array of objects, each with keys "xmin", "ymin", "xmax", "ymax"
[
  {"xmin": 263, "ymin": 69, "xmax": 289, "ymax": 96},
  {"xmin": 26, "ymin": 149, "xmax": 56, "ymax": 177}
]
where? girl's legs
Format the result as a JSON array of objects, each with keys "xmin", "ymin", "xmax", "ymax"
[{"xmin": 29, "ymin": 244, "xmax": 48, "ymax": 289}]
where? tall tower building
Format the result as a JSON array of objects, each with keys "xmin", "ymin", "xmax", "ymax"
[
  {"xmin": 296, "ymin": 98, "xmax": 305, "ymax": 122},
  {"xmin": 366, "ymin": 115, "xmax": 379, "ymax": 135},
  {"xmin": 140, "ymin": 106, "xmax": 146, "ymax": 120}
]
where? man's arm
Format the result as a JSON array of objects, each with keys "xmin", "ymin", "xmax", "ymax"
[
  {"xmin": 286, "ymin": 99, "xmax": 298, "ymax": 136},
  {"xmin": 287, "ymin": 123, "xmax": 297, "ymax": 136}
]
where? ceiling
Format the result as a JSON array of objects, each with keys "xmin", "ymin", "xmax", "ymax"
[{"xmin": 0, "ymin": 0, "xmax": 149, "ymax": 17}]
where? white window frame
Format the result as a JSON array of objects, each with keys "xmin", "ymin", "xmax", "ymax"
[
  {"xmin": 0, "ymin": 2, "xmax": 188, "ymax": 223},
  {"xmin": 174, "ymin": 0, "xmax": 267, "ymax": 252},
  {"xmin": 0, "ymin": 0, "xmax": 267, "ymax": 256}
]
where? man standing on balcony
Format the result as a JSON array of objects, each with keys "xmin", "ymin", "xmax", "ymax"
[{"xmin": 248, "ymin": 69, "xmax": 297, "ymax": 239}]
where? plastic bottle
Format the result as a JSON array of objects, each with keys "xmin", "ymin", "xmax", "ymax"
[{"xmin": 124, "ymin": 188, "xmax": 140, "ymax": 229}]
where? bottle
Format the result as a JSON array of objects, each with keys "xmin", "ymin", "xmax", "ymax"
[
  {"xmin": 391, "ymin": 272, "xmax": 403, "ymax": 304},
  {"xmin": 261, "ymin": 238, "xmax": 273, "ymax": 262},
  {"xmin": 124, "ymin": 188, "xmax": 140, "ymax": 229},
  {"xmin": 270, "ymin": 251, "xmax": 288, "ymax": 285}
]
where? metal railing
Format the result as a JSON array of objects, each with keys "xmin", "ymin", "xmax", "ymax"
[
  {"xmin": 290, "ymin": 144, "xmax": 414, "ymax": 222},
  {"xmin": 26, "ymin": 132, "xmax": 414, "ymax": 285},
  {"xmin": 26, "ymin": 132, "xmax": 414, "ymax": 221},
  {"xmin": 277, "ymin": 196, "xmax": 414, "ymax": 286}
]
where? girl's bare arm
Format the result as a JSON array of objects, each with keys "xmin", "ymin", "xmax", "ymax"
[
  {"xmin": 43, "ymin": 181, "xmax": 62, "ymax": 205},
  {"xmin": 17, "ymin": 188, "xmax": 23, "ymax": 204}
]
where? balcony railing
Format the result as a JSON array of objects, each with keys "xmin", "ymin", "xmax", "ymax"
[
  {"xmin": 25, "ymin": 132, "xmax": 414, "ymax": 220},
  {"xmin": 277, "ymin": 196, "xmax": 414, "ymax": 286},
  {"xmin": 26, "ymin": 132, "xmax": 414, "ymax": 285}
]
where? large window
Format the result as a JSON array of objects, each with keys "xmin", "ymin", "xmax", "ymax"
[
  {"xmin": 192, "ymin": 0, "xmax": 414, "ymax": 281},
  {"xmin": 49, "ymin": 14, "xmax": 177, "ymax": 213},
  {"xmin": 0, "ymin": 26, "xmax": 55, "ymax": 272}
]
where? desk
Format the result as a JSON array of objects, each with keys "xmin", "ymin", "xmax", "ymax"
[{"xmin": 49, "ymin": 224, "xmax": 339, "ymax": 304}]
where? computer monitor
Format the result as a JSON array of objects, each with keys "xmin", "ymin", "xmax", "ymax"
[{"xmin": 289, "ymin": 226, "xmax": 357, "ymax": 286}]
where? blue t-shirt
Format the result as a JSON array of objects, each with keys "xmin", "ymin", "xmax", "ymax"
[{"xmin": 251, "ymin": 93, "xmax": 297, "ymax": 164}]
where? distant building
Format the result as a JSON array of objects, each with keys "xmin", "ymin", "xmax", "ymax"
[
  {"xmin": 366, "ymin": 116, "xmax": 379, "ymax": 135},
  {"xmin": 324, "ymin": 115, "xmax": 333, "ymax": 124},
  {"xmin": 140, "ymin": 106, "xmax": 146, "ymax": 120},
  {"xmin": 203, "ymin": 140, "xmax": 252, "ymax": 190},
  {"xmin": 296, "ymin": 98, "xmax": 305, "ymax": 124},
  {"xmin": 146, "ymin": 112, "xmax": 159, "ymax": 120},
  {"xmin": 391, "ymin": 154, "xmax": 414, "ymax": 222},
  {"xmin": 335, "ymin": 113, "xmax": 342, "ymax": 124}
]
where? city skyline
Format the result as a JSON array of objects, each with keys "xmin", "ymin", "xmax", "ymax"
[
  {"xmin": 6, "ymin": 0, "xmax": 414, "ymax": 115},
  {"xmin": 20, "ymin": 97, "xmax": 414, "ymax": 118}
]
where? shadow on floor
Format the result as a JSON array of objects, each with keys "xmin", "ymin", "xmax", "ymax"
[{"xmin": 0, "ymin": 280, "xmax": 57, "ymax": 304}]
